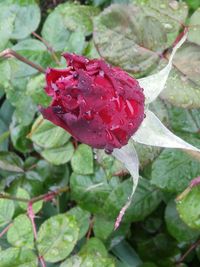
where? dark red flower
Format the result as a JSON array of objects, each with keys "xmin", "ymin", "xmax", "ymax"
[{"xmin": 40, "ymin": 54, "xmax": 145, "ymax": 153}]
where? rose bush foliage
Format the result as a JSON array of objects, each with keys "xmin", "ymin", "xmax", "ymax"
[{"xmin": 0, "ymin": 0, "xmax": 200, "ymax": 267}]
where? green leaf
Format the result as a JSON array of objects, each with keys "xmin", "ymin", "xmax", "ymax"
[
  {"xmin": 61, "ymin": 238, "xmax": 115, "ymax": 266},
  {"xmin": 95, "ymin": 149, "xmax": 126, "ymax": 178},
  {"xmin": 0, "ymin": 151, "xmax": 24, "ymax": 173},
  {"xmin": 0, "ymin": 199, "xmax": 15, "ymax": 227},
  {"xmin": 7, "ymin": 214, "xmax": 34, "ymax": 249},
  {"xmin": 177, "ymin": 186, "xmax": 200, "ymax": 229},
  {"xmin": 0, "ymin": 99, "xmax": 14, "ymax": 150},
  {"xmin": 67, "ymin": 207, "xmax": 90, "ymax": 240},
  {"xmin": 160, "ymin": 42, "xmax": 200, "ymax": 108},
  {"xmin": 168, "ymin": 106, "xmax": 200, "ymax": 133},
  {"xmin": 30, "ymin": 116, "xmax": 71, "ymax": 149},
  {"xmin": 139, "ymin": 30, "xmax": 187, "ymax": 104},
  {"xmin": 4, "ymin": 78, "xmax": 37, "ymax": 126},
  {"xmin": 0, "ymin": 1, "xmax": 40, "ymax": 41},
  {"xmin": 137, "ymin": 233, "xmax": 180, "ymax": 266},
  {"xmin": 71, "ymin": 144, "xmax": 93, "ymax": 175},
  {"xmin": 103, "ymin": 178, "xmax": 162, "ymax": 222},
  {"xmin": 188, "ymin": 7, "xmax": 200, "ymax": 46},
  {"xmin": 37, "ymin": 213, "xmax": 79, "ymax": 263},
  {"xmin": 70, "ymin": 168, "xmax": 112, "ymax": 214},
  {"xmin": 41, "ymin": 142, "xmax": 74, "ymax": 165},
  {"xmin": 60, "ymin": 253, "xmax": 115, "ymax": 267},
  {"xmin": 11, "ymin": 39, "xmax": 51, "ymax": 78},
  {"xmin": 26, "ymin": 74, "xmax": 51, "ymax": 107},
  {"xmin": 16, "ymin": 187, "xmax": 43, "ymax": 214},
  {"xmin": 93, "ymin": 1, "xmax": 187, "ymax": 76},
  {"xmin": 151, "ymin": 149, "xmax": 200, "ymax": 193},
  {"xmin": 93, "ymin": 216, "xmax": 114, "ymax": 240},
  {"xmin": 80, "ymin": 238, "xmax": 108, "ymax": 257},
  {"xmin": 10, "ymin": 119, "xmax": 32, "ymax": 153},
  {"xmin": 165, "ymin": 200, "xmax": 200, "ymax": 242},
  {"xmin": 42, "ymin": 3, "xmax": 99, "ymax": 51},
  {"xmin": 0, "ymin": 247, "xmax": 37, "ymax": 267},
  {"xmin": 112, "ymin": 240, "xmax": 142, "ymax": 267},
  {"xmin": 0, "ymin": 7, "xmax": 14, "ymax": 50}
]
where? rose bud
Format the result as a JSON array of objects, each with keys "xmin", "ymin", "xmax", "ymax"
[{"xmin": 40, "ymin": 53, "xmax": 145, "ymax": 153}]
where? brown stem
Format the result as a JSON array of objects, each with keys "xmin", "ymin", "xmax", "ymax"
[
  {"xmin": 39, "ymin": 256, "xmax": 46, "ymax": 267},
  {"xmin": 0, "ymin": 49, "xmax": 46, "ymax": 73},
  {"xmin": 86, "ymin": 216, "xmax": 94, "ymax": 240},
  {"xmin": 0, "ymin": 193, "xmax": 29, "ymax": 203},
  {"xmin": 0, "ymin": 186, "xmax": 69, "ymax": 204},
  {"xmin": 32, "ymin": 32, "xmax": 61, "ymax": 66},
  {"xmin": 176, "ymin": 239, "xmax": 200, "ymax": 265}
]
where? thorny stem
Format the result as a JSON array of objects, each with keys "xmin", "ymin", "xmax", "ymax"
[
  {"xmin": 28, "ymin": 202, "xmax": 37, "ymax": 239},
  {"xmin": 32, "ymin": 32, "xmax": 61, "ymax": 66},
  {"xmin": 176, "ymin": 239, "xmax": 200, "ymax": 265},
  {"xmin": 28, "ymin": 202, "xmax": 46, "ymax": 267},
  {"xmin": 0, "ymin": 49, "xmax": 46, "ymax": 73}
]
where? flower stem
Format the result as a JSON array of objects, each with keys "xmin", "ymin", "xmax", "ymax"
[{"xmin": 0, "ymin": 49, "xmax": 46, "ymax": 73}]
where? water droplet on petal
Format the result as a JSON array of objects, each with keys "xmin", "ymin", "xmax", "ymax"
[
  {"xmin": 120, "ymin": 119, "xmax": 124, "ymax": 125},
  {"xmin": 99, "ymin": 70, "xmax": 104, "ymax": 77},
  {"xmin": 83, "ymin": 110, "xmax": 94, "ymax": 120},
  {"xmin": 106, "ymin": 130, "xmax": 114, "ymax": 141},
  {"xmin": 125, "ymin": 100, "xmax": 134, "ymax": 117}
]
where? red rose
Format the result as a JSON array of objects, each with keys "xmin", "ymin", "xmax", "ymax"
[{"xmin": 40, "ymin": 54, "xmax": 145, "ymax": 153}]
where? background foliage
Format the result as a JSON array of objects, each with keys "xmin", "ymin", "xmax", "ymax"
[{"xmin": 0, "ymin": 0, "xmax": 200, "ymax": 266}]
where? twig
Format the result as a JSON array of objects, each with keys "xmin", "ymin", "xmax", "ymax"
[
  {"xmin": 176, "ymin": 239, "xmax": 200, "ymax": 265},
  {"xmin": 0, "ymin": 186, "xmax": 69, "ymax": 204},
  {"xmin": 0, "ymin": 193, "xmax": 30, "ymax": 203},
  {"xmin": 0, "ymin": 223, "xmax": 13, "ymax": 238},
  {"xmin": 32, "ymin": 32, "xmax": 60, "ymax": 66},
  {"xmin": 0, "ymin": 49, "xmax": 45, "ymax": 73}
]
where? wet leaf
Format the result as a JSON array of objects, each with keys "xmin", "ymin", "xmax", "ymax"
[
  {"xmin": 7, "ymin": 214, "xmax": 34, "ymax": 249},
  {"xmin": 37, "ymin": 213, "xmax": 79, "ymax": 262},
  {"xmin": 94, "ymin": 1, "xmax": 187, "ymax": 76},
  {"xmin": 151, "ymin": 148, "xmax": 200, "ymax": 193},
  {"xmin": 188, "ymin": 7, "xmax": 200, "ymax": 46},
  {"xmin": 165, "ymin": 200, "xmax": 200, "ymax": 242},
  {"xmin": 42, "ymin": 3, "xmax": 99, "ymax": 51},
  {"xmin": 0, "ymin": 247, "xmax": 37, "ymax": 267},
  {"xmin": 71, "ymin": 144, "xmax": 93, "ymax": 175},
  {"xmin": 0, "ymin": 198, "xmax": 15, "ymax": 227},
  {"xmin": 160, "ymin": 42, "xmax": 200, "ymax": 108},
  {"xmin": 177, "ymin": 186, "xmax": 200, "ymax": 229},
  {"xmin": 30, "ymin": 116, "xmax": 71, "ymax": 149}
]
